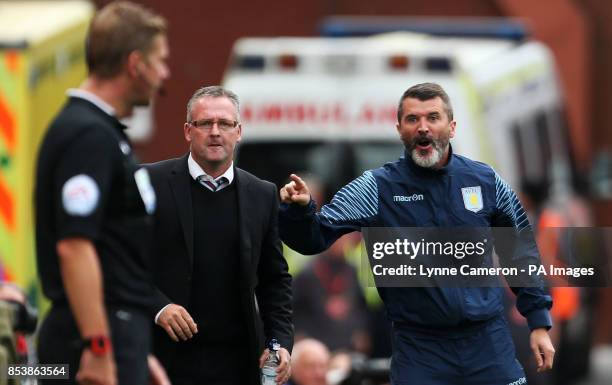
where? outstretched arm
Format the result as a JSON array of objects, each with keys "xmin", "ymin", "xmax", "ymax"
[{"xmin": 279, "ymin": 171, "xmax": 378, "ymax": 255}]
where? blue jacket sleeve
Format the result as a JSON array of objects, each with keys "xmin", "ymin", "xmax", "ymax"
[
  {"xmin": 279, "ymin": 171, "xmax": 378, "ymax": 255},
  {"xmin": 492, "ymin": 171, "xmax": 553, "ymax": 330}
]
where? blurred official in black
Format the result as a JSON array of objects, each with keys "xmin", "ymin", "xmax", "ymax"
[{"xmin": 34, "ymin": 2, "xmax": 170, "ymax": 384}]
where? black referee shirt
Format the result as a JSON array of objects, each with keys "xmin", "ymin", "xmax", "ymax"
[{"xmin": 35, "ymin": 97, "xmax": 156, "ymax": 312}]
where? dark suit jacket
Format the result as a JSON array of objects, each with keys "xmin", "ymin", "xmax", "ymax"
[{"xmin": 145, "ymin": 154, "xmax": 293, "ymax": 382}]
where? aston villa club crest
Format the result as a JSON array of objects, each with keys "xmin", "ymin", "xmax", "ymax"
[{"xmin": 461, "ymin": 186, "xmax": 483, "ymax": 213}]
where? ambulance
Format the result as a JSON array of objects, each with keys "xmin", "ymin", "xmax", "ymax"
[{"xmin": 223, "ymin": 32, "xmax": 576, "ymax": 205}]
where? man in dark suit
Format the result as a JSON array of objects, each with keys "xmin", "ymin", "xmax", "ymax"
[{"xmin": 145, "ymin": 86, "xmax": 293, "ymax": 385}]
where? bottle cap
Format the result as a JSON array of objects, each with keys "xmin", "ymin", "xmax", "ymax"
[{"xmin": 268, "ymin": 338, "xmax": 280, "ymax": 352}]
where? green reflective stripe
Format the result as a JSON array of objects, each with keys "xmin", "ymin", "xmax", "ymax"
[
  {"xmin": 0, "ymin": 52, "xmax": 20, "ymax": 106},
  {"xmin": 480, "ymin": 62, "xmax": 547, "ymax": 98},
  {"xmin": 457, "ymin": 71, "xmax": 497, "ymax": 169}
]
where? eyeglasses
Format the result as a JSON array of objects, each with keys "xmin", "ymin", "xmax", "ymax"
[{"xmin": 187, "ymin": 119, "xmax": 239, "ymax": 131}]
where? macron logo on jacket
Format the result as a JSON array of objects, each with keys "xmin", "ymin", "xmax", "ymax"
[{"xmin": 393, "ymin": 194, "xmax": 424, "ymax": 202}]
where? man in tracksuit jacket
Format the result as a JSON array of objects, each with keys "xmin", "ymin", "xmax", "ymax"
[{"xmin": 279, "ymin": 83, "xmax": 554, "ymax": 385}]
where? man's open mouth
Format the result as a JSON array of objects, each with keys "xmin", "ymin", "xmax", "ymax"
[{"xmin": 415, "ymin": 138, "xmax": 433, "ymax": 151}]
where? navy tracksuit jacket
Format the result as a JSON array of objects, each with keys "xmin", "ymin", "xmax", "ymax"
[{"xmin": 279, "ymin": 147, "xmax": 552, "ymax": 384}]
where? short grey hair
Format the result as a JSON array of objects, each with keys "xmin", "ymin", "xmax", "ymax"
[
  {"xmin": 397, "ymin": 82, "xmax": 453, "ymax": 122},
  {"xmin": 186, "ymin": 85, "xmax": 240, "ymax": 122}
]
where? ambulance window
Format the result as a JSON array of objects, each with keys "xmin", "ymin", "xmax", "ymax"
[
  {"xmin": 535, "ymin": 111, "xmax": 552, "ymax": 180},
  {"xmin": 511, "ymin": 124, "xmax": 527, "ymax": 182},
  {"xmin": 520, "ymin": 121, "xmax": 543, "ymax": 181},
  {"xmin": 554, "ymin": 106, "xmax": 585, "ymax": 193},
  {"xmin": 511, "ymin": 110, "xmax": 553, "ymax": 205}
]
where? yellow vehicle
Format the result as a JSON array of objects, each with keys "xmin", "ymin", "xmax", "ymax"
[{"xmin": 0, "ymin": 0, "xmax": 93, "ymax": 305}]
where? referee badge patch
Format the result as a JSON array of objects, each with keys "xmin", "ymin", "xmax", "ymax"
[
  {"xmin": 461, "ymin": 186, "xmax": 483, "ymax": 213},
  {"xmin": 62, "ymin": 174, "xmax": 100, "ymax": 216},
  {"xmin": 134, "ymin": 168, "xmax": 156, "ymax": 214}
]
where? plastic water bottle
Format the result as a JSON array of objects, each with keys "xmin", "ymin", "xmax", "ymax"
[{"xmin": 261, "ymin": 339, "xmax": 280, "ymax": 385}]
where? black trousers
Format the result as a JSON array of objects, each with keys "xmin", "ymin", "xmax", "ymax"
[
  {"xmin": 37, "ymin": 304, "xmax": 151, "ymax": 385},
  {"xmin": 159, "ymin": 338, "xmax": 252, "ymax": 385}
]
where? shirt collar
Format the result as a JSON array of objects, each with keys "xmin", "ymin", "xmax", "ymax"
[
  {"xmin": 67, "ymin": 88, "xmax": 116, "ymax": 117},
  {"xmin": 187, "ymin": 153, "xmax": 234, "ymax": 183}
]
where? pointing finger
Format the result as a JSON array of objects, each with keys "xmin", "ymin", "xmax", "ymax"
[{"xmin": 290, "ymin": 174, "xmax": 305, "ymax": 189}]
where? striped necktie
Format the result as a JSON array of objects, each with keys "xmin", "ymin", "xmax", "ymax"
[{"xmin": 197, "ymin": 175, "xmax": 229, "ymax": 192}]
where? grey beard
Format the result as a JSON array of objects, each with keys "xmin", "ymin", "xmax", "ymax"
[{"xmin": 410, "ymin": 139, "xmax": 449, "ymax": 169}]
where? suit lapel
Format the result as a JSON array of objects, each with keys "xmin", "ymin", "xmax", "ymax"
[
  {"xmin": 235, "ymin": 168, "xmax": 253, "ymax": 285},
  {"xmin": 169, "ymin": 155, "xmax": 194, "ymax": 267}
]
